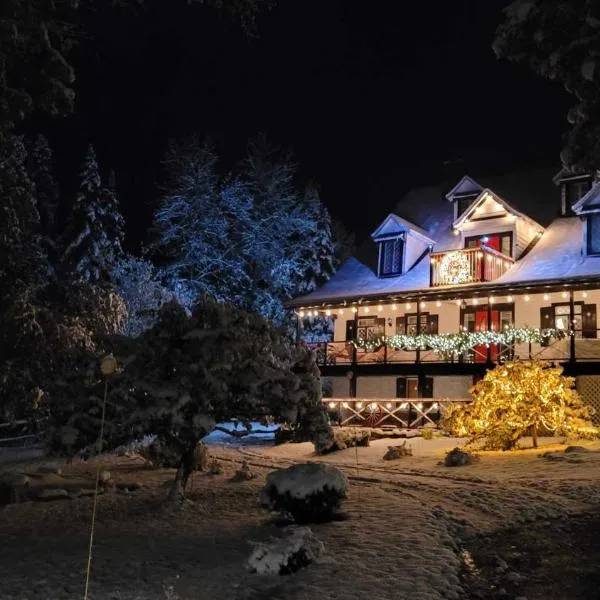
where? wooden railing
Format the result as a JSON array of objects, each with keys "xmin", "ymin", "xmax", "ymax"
[
  {"xmin": 430, "ymin": 246, "xmax": 514, "ymax": 286},
  {"xmin": 323, "ymin": 397, "xmax": 470, "ymax": 428},
  {"xmin": 307, "ymin": 333, "xmax": 600, "ymax": 366}
]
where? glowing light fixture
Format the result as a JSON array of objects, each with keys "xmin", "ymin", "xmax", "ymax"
[
  {"xmin": 436, "ymin": 300, "xmax": 442, "ymax": 307},
  {"xmin": 507, "ymin": 295, "xmax": 513, "ymax": 302},
  {"xmin": 525, "ymin": 295, "xmax": 530, "ymax": 302},
  {"xmin": 326, "ymin": 309, "xmax": 331, "ymax": 316},
  {"xmin": 543, "ymin": 294, "xmax": 550, "ymax": 301},
  {"xmin": 420, "ymin": 301, "xmax": 426, "ymax": 309},
  {"xmin": 352, "ymin": 307, "xmax": 358, "ymax": 313},
  {"xmin": 489, "ymin": 296, "xmax": 495, "ymax": 304},
  {"xmin": 356, "ymin": 402, "xmax": 363, "ymax": 409},
  {"xmin": 582, "ymin": 291, "xmax": 588, "ymax": 298},
  {"xmin": 562, "ymin": 291, "xmax": 568, "ymax": 299},
  {"xmin": 342, "ymin": 401, "xmax": 349, "ymax": 408},
  {"xmin": 405, "ymin": 302, "xmax": 412, "ymax": 310},
  {"xmin": 392, "ymin": 303, "xmax": 397, "ymax": 310},
  {"xmin": 298, "ymin": 310, "xmax": 305, "ymax": 317},
  {"xmin": 339, "ymin": 309, "xmax": 345, "ymax": 315},
  {"xmin": 472, "ymin": 298, "xmax": 479, "ymax": 305},
  {"xmin": 453, "ymin": 229, "xmax": 460, "ymax": 236},
  {"xmin": 386, "ymin": 402, "xmax": 393, "ymax": 409},
  {"xmin": 328, "ymin": 402, "xmax": 336, "ymax": 409},
  {"xmin": 364, "ymin": 306, "xmax": 370, "ymax": 313},
  {"xmin": 378, "ymin": 305, "xmax": 383, "ymax": 312}
]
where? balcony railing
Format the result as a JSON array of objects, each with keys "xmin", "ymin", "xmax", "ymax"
[
  {"xmin": 430, "ymin": 246, "xmax": 514, "ymax": 286},
  {"xmin": 307, "ymin": 331, "xmax": 600, "ymax": 367}
]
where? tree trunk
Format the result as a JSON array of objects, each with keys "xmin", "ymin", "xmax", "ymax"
[
  {"xmin": 532, "ymin": 422, "xmax": 538, "ymax": 449},
  {"xmin": 168, "ymin": 444, "xmax": 196, "ymax": 504}
]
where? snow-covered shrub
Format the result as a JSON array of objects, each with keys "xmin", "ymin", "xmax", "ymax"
[
  {"xmin": 383, "ymin": 441, "xmax": 412, "ymax": 460},
  {"xmin": 260, "ymin": 463, "xmax": 347, "ymax": 522},
  {"xmin": 247, "ymin": 526, "xmax": 324, "ymax": 575}
]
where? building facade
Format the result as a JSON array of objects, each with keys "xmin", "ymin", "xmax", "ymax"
[{"xmin": 291, "ymin": 169, "xmax": 600, "ymax": 428}]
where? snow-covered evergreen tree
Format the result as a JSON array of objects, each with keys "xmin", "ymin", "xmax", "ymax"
[
  {"xmin": 154, "ymin": 135, "xmax": 335, "ymax": 323},
  {"xmin": 61, "ymin": 145, "xmax": 124, "ymax": 282},
  {"xmin": 494, "ymin": 1, "xmax": 600, "ymax": 170},
  {"xmin": 111, "ymin": 255, "xmax": 172, "ymax": 337},
  {"xmin": 0, "ymin": 134, "xmax": 48, "ymax": 311},
  {"xmin": 27, "ymin": 134, "xmax": 60, "ymax": 270}
]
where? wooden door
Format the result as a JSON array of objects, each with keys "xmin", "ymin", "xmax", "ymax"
[{"xmin": 473, "ymin": 309, "xmax": 500, "ymax": 362}]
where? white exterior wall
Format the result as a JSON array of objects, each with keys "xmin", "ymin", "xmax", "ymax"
[
  {"xmin": 432, "ymin": 376, "xmax": 472, "ymax": 399},
  {"xmin": 356, "ymin": 376, "xmax": 398, "ymax": 398},
  {"xmin": 404, "ymin": 234, "xmax": 429, "ymax": 271}
]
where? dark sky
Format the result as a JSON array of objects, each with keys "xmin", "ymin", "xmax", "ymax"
[{"xmin": 48, "ymin": 0, "xmax": 571, "ymax": 248}]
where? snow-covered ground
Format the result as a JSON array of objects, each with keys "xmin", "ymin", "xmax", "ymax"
[{"xmin": 1, "ymin": 434, "xmax": 600, "ymax": 599}]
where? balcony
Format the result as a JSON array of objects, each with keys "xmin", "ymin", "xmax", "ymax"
[{"xmin": 430, "ymin": 246, "xmax": 514, "ymax": 287}]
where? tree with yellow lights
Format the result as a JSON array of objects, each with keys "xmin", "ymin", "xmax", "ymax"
[{"xmin": 443, "ymin": 361, "xmax": 597, "ymax": 450}]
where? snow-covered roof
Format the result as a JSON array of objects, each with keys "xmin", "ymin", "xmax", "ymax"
[
  {"xmin": 291, "ymin": 169, "xmax": 600, "ymax": 307},
  {"xmin": 444, "ymin": 175, "xmax": 483, "ymax": 201},
  {"xmin": 453, "ymin": 187, "xmax": 544, "ymax": 231},
  {"xmin": 494, "ymin": 217, "xmax": 600, "ymax": 284},
  {"xmin": 371, "ymin": 213, "xmax": 435, "ymax": 245}
]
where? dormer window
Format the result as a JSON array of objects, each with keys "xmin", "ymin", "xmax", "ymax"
[
  {"xmin": 587, "ymin": 213, "xmax": 600, "ymax": 255},
  {"xmin": 378, "ymin": 237, "xmax": 403, "ymax": 276},
  {"xmin": 454, "ymin": 193, "xmax": 479, "ymax": 218},
  {"xmin": 565, "ymin": 177, "xmax": 592, "ymax": 206}
]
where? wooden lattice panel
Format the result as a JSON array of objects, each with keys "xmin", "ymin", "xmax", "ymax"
[{"xmin": 576, "ymin": 376, "xmax": 600, "ymax": 424}]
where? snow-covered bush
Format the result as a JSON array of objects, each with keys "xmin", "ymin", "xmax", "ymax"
[
  {"xmin": 260, "ymin": 463, "xmax": 347, "ymax": 522},
  {"xmin": 247, "ymin": 527, "xmax": 324, "ymax": 575}
]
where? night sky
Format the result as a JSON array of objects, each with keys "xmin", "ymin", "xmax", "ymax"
[{"xmin": 46, "ymin": 0, "xmax": 572, "ymax": 248}]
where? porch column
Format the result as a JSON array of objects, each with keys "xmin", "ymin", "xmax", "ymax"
[
  {"xmin": 416, "ymin": 297, "xmax": 422, "ymax": 364},
  {"xmin": 569, "ymin": 290, "xmax": 576, "ymax": 363},
  {"xmin": 486, "ymin": 301, "xmax": 493, "ymax": 365}
]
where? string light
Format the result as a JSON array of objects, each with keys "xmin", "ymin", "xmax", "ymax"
[
  {"xmin": 356, "ymin": 402, "xmax": 363, "ymax": 409},
  {"xmin": 351, "ymin": 327, "xmax": 569, "ymax": 356},
  {"xmin": 328, "ymin": 402, "xmax": 336, "ymax": 409},
  {"xmin": 352, "ymin": 307, "xmax": 358, "ymax": 313},
  {"xmin": 298, "ymin": 310, "xmax": 305, "ymax": 317},
  {"xmin": 342, "ymin": 402, "xmax": 349, "ymax": 408},
  {"xmin": 420, "ymin": 301, "xmax": 426, "ymax": 309},
  {"xmin": 436, "ymin": 301, "xmax": 442, "ymax": 307},
  {"xmin": 543, "ymin": 294, "xmax": 550, "ymax": 301},
  {"xmin": 406, "ymin": 302, "xmax": 412, "ymax": 310},
  {"xmin": 364, "ymin": 306, "xmax": 370, "ymax": 313},
  {"xmin": 386, "ymin": 402, "xmax": 393, "ymax": 409},
  {"xmin": 455, "ymin": 299, "xmax": 462, "ymax": 306},
  {"xmin": 439, "ymin": 251, "xmax": 471, "ymax": 284}
]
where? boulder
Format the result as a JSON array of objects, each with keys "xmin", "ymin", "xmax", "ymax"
[
  {"xmin": 444, "ymin": 447, "xmax": 479, "ymax": 467},
  {"xmin": 247, "ymin": 526, "xmax": 324, "ymax": 575},
  {"xmin": 383, "ymin": 441, "xmax": 413, "ymax": 460},
  {"xmin": 0, "ymin": 473, "xmax": 31, "ymax": 505},
  {"xmin": 564, "ymin": 445, "xmax": 589, "ymax": 454},
  {"xmin": 232, "ymin": 461, "xmax": 256, "ymax": 481},
  {"xmin": 261, "ymin": 463, "xmax": 347, "ymax": 522}
]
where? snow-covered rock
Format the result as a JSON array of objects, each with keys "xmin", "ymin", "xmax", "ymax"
[
  {"xmin": 261, "ymin": 463, "xmax": 347, "ymax": 522},
  {"xmin": 247, "ymin": 526, "xmax": 324, "ymax": 575}
]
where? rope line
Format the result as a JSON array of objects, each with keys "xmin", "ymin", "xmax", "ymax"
[{"xmin": 83, "ymin": 376, "xmax": 109, "ymax": 600}]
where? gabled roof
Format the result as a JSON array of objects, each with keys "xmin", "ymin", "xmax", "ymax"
[
  {"xmin": 371, "ymin": 213, "xmax": 436, "ymax": 245},
  {"xmin": 453, "ymin": 188, "xmax": 544, "ymax": 232},
  {"xmin": 572, "ymin": 181, "xmax": 600, "ymax": 214},
  {"xmin": 444, "ymin": 175, "xmax": 483, "ymax": 201},
  {"xmin": 552, "ymin": 167, "xmax": 593, "ymax": 185}
]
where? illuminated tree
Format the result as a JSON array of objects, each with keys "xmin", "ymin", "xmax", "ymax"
[{"xmin": 443, "ymin": 360, "xmax": 596, "ymax": 450}]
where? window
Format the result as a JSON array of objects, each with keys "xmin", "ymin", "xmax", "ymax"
[
  {"xmin": 465, "ymin": 232, "xmax": 512, "ymax": 257},
  {"xmin": 565, "ymin": 178, "xmax": 592, "ymax": 206},
  {"xmin": 356, "ymin": 317, "xmax": 385, "ymax": 341},
  {"xmin": 587, "ymin": 214, "xmax": 600, "ymax": 255},
  {"xmin": 540, "ymin": 303, "xmax": 597, "ymax": 339},
  {"xmin": 378, "ymin": 238, "xmax": 403, "ymax": 276},
  {"xmin": 396, "ymin": 313, "xmax": 439, "ymax": 335},
  {"xmin": 455, "ymin": 194, "xmax": 478, "ymax": 217}
]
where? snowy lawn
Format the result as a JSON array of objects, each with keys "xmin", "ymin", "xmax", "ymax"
[{"xmin": 1, "ymin": 435, "xmax": 600, "ymax": 599}]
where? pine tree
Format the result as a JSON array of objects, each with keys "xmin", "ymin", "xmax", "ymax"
[
  {"xmin": 61, "ymin": 145, "xmax": 124, "ymax": 282},
  {"xmin": 27, "ymin": 134, "xmax": 60, "ymax": 269},
  {"xmin": 0, "ymin": 134, "xmax": 48, "ymax": 310}
]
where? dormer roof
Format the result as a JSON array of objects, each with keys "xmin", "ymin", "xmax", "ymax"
[
  {"xmin": 572, "ymin": 181, "xmax": 600, "ymax": 214},
  {"xmin": 453, "ymin": 188, "xmax": 544, "ymax": 233},
  {"xmin": 371, "ymin": 213, "xmax": 436, "ymax": 245},
  {"xmin": 444, "ymin": 175, "xmax": 483, "ymax": 201}
]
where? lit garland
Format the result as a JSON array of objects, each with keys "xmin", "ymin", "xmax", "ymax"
[
  {"xmin": 352, "ymin": 327, "xmax": 570, "ymax": 357},
  {"xmin": 438, "ymin": 250, "xmax": 471, "ymax": 285}
]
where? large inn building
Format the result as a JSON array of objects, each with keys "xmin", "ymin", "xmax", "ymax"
[{"xmin": 291, "ymin": 168, "xmax": 600, "ymax": 428}]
